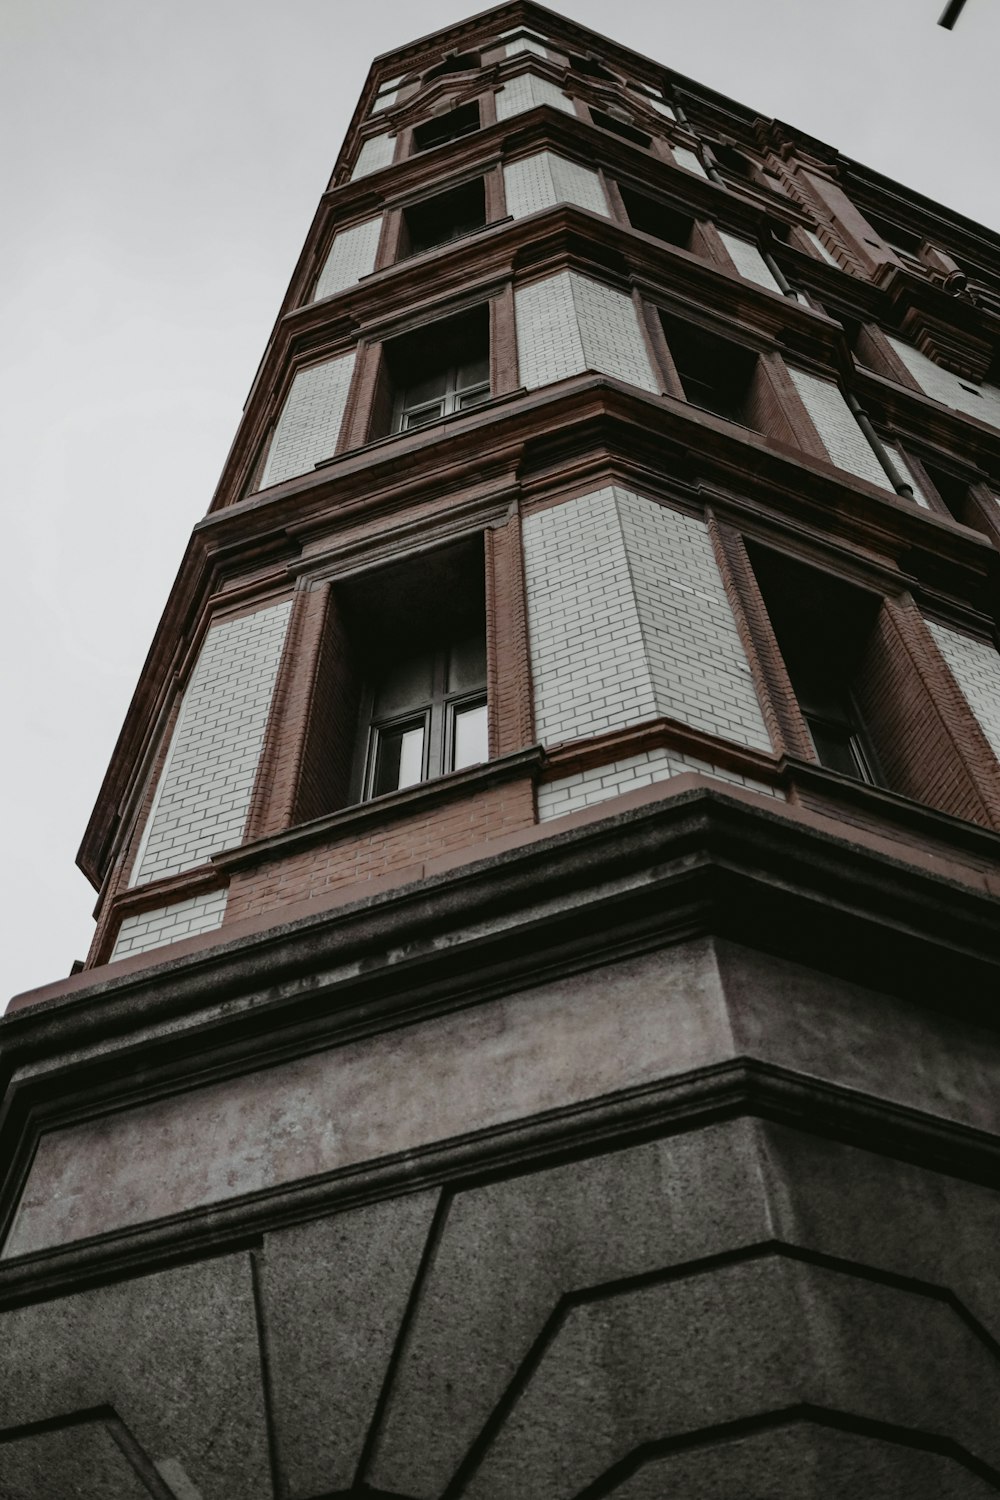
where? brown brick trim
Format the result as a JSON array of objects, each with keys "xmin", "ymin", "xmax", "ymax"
[
  {"xmin": 486, "ymin": 506, "xmax": 535, "ymax": 755},
  {"xmin": 763, "ymin": 352, "xmax": 831, "ymax": 461},
  {"xmin": 490, "ymin": 281, "xmax": 518, "ymax": 395},
  {"xmin": 707, "ymin": 518, "xmax": 814, "ymax": 761},
  {"xmin": 91, "ymin": 866, "xmax": 229, "ymax": 969},
  {"xmin": 539, "ymin": 714, "xmax": 781, "ymax": 786}
]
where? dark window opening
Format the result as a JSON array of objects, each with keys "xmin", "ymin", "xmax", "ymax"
[
  {"xmin": 337, "ymin": 538, "xmax": 488, "ymax": 802},
  {"xmin": 567, "ymin": 53, "xmax": 616, "ymax": 80},
  {"xmin": 864, "ymin": 212, "xmax": 923, "ymax": 257},
  {"xmin": 370, "ymin": 305, "xmax": 491, "ymax": 439},
  {"xmin": 749, "ymin": 547, "xmax": 885, "ymax": 786},
  {"xmin": 589, "ymin": 107, "xmax": 652, "ymax": 148},
  {"xmin": 712, "ymin": 143, "xmax": 757, "ymax": 181},
  {"xmin": 922, "ymin": 459, "xmax": 986, "ymax": 532},
  {"xmin": 411, "ymin": 100, "xmax": 481, "ymax": 153},
  {"xmin": 424, "ymin": 52, "xmax": 480, "ymax": 83},
  {"xmin": 400, "ymin": 178, "xmax": 486, "ymax": 257},
  {"xmin": 659, "ymin": 313, "xmax": 758, "ymax": 424},
  {"xmin": 619, "ymin": 185, "xmax": 693, "ymax": 250}
]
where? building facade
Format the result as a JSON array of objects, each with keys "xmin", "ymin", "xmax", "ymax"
[{"xmin": 4, "ymin": 4, "xmax": 1000, "ymax": 1494}]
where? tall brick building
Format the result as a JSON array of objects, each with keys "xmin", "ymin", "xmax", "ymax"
[{"xmin": 5, "ymin": 4, "xmax": 1000, "ymax": 1493}]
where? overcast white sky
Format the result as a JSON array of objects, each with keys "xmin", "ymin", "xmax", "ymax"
[{"xmin": 2, "ymin": 0, "xmax": 998, "ymax": 1005}]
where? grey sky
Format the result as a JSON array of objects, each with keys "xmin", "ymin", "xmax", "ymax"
[{"xmin": 2, "ymin": 0, "xmax": 997, "ymax": 1003}]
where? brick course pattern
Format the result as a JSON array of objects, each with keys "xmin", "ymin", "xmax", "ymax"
[
  {"xmin": 523, "ymin": 487, "xmax": 771, "ymax": 751},
  {"xmin": 718, "ymin": 231, "xmax": 782, "ymax": 294},
  {"xmin": 537, "ymin": 748, "xmax": 780, "ymax": 820},
  {"xmin": 130, "ymin": 600, "xmax": 293, "ymax": 885},
  {"xmin": 109, "ymin": 889, "xmax": 228, "ymax": 961},
  {"xmin": 788, "ymin": 367, "xmax": 891, "ymax": 489},
  {"xmin": 926, "ymin": 620, "xmax": 1000, "ymax": 762},
  {"xmin": 804, "ymin": 228, "xmax": 839, "ymax": 267},
  {"xmin": 351, "ymin": 133, "xmax": 396, "ymax": 180},
  {"xmin": 503, "ymin": 152, "xmax": 609, "ymax": 221},
  {"xmin": 887, "ymin": 336, "xmax": 1000, "ymax": 431},
  {"xmin": 495, "ymin": 71, "xmax": 574, "ymax": 119},
  {"xmin": 259, "ymin": 352, "xmax": 356, "ymax": 489},
  {"xmin": 313, "ymin": 217, "xmax": 383, "ymax": 302},
  {"xmin": 503, "ymin": 34, "xmax": 549, "ymax": 59},
  {"xmin": 515, "ymin": 272, "xmax": 659, "ymax": 394}
]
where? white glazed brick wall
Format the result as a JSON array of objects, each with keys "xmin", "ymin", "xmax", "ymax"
[
  {"xmin": 537, "ymin": 748, "xmax": 780, "ymax": 821},
  {"xmin": 718, "ymin": 232, "xmax": 782, "ymax": 293},
  {"xmin": 524, "ymin": 489, "xmax": 658, "ymax": 743},
  {"xmin": 110, "ymin": 889, "xmax": 228, "ymax": 962},
  {"xmin": 616, "ymin": 489, "xmax": 772, "ymax": 750},
  {"xmin": 351, "ymin": 133, "xmax": 396, "ymax": 180},
  {"xmin": 883, "ymin": 444, "xmax": 931, "ymax": 508},
  {"xmin": 503, "ymin": 34, "xmax": 549, "ymax": 58},
  {"xmin": 926, "ymin": 620, "xmax": 1000, "ymax": 761},
  {"xmin": 515, "ymin": 272, "xmax": 658, "ymax": 393},
  {"xmin": 313, "ymin": 217, "xmax": 382, "ymax": 302},
  {"xmin": 130, "ymin": 601, "xmax": 293, "ymax": 885},
  {"xmin": 788, "ymin": 367, "xmax": 891, "ymax": 490},
  {"xmin": 371, "ymin": 77, "xmax": 404, "ymax": 114},
  {"xmin": 886, "ymin": 336, "xmax": 1000, "ymax": 432},
  {"xmin": 671, "ymin": 145, "xmax": 706, "ymax": 177},
  {"xmin": 259, "ymin": 352, "xmax": 356, "ymax": 488},
  {"xmin": 495, "ymin": 71, "xmax": 574, "ymax": 119},
  {"xmin": 503, "ymin": 152, "xmax": 609, "ymax": 221},
  {"xmin": 523, "ymin": 487, "xmax": 770, "ymax": 753}
]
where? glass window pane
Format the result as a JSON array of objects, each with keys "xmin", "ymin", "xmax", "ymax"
[
  {"xmin": 457, "ymin": 385, "xmax": 490, "ymax": 410},
  {"xmin": 452, "ymin": 700, "xmax": 488, "ymax": 771},
  {"xmin": 404, "ymin": 370, "xmax": 449, "ymax": 405},
  {"xmin": 373, "ymin": 652, "xmax": 435, "ymax": 716},
  {"xmin": 403, "ymin": 402, "xmax": 444, "ymax": 429},
  {"xmin": 373, "ymin": 720, "xmax": 425, "ymax": 796},
  {"xmin": 449, "ymin": 633, "xmax": 487, "ymax": 693},
  {"xmin": 457, "ymin": 355, "xmax": 490, "ymax": 389}
]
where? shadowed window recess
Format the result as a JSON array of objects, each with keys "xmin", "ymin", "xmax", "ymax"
[
  {"xmin": 411, "ymin": 100, "xmax": 481, "ymax": 153},
  {"xmin": 399, "ymin": 178, "xmax": 487, "ymax": 258},
  {"xmin": 369, "ymin": 305, "xmax": 491, "ymax": 438}
]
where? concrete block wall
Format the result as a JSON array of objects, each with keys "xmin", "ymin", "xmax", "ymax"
[
  {"xmin": 788, "ymin": 367, "xmax": 892, "ymax": 489},
  {"xmin": 538, "ymin": 747, "xmax": 778, "ymax": 820},
  {"xmin": 515, "ymin": 272, "xmax": 659, "ymax": 393},
  {"xmin": 718, "ymin": 231, "xmax": 782, "ymax": 294},
  {"xmin": 888, "ymin": 335, "xmax": 1000, "ymax": 431},
  {"xmin": 351, "ymin": 133, "xmax": 396, "ymax": 180},
  {"xmin": 130, "ymin": 600, "xmax": 293, "ymax": 886},
  {"xmin": 523, "ymin": 486, "xmax": 770, "ymax": 754},
  {"xmin": 926, "ymin": 620, "xmax": 1000, "ymax": 761},
  {"xmin": 503, "ymin": 152, "xmax": 608, "ymax": 221},
  {"xmin": 258, "ymin": 352, "xmax": 356, "ymax": 489},
  {"xmin": 312, "ymin": 217, "xmax": 382, "ymax": 302},
  {"xmin": 495, "ymin": 71, "xmax": 574, "ymax": 120},
  {"xmin": 109, "ymin": 889, "xmax": 228, "ymax": 962}
]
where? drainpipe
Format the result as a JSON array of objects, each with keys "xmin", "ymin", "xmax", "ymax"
[{"xmin": 845, "ymin": 392, "xmax": 914, "ymax": 499}]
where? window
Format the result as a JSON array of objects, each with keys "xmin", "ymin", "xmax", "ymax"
[
  {"xmin": 567, "ymin": 53, "xmax": 616, "ymax": 81},
  {"xmin": 619, "ymin": 185, "xmax": 693, "ymax": 250},
  {"xmin": 370, "ymin": 305, "xmax": 490, "ymax": 438},
  {"xmin": 589, "ymin": 107, "xmax": 652, "ymax": 149},
  {"xmin": 750, "ymin": 547, "xmax": 885, "ymax": 785},
  {"xmin": 412, "ymin": 100, "xmax": 481, "ymax": 153},
  {"xmin": 400, "ymin": 178, "xmax": 486, "ymax": 257},
  {"xmin": 337, "ymin": 538, "xmax": 488, "ymax": 802},
  {"xmin": 922, "ymin": 458, "xmax": 988, "ymax": 533},
  {"xmin": 659, "ymin": 314, "xmax": 758, "ymax": 424},
  {"xmin": 424, "ymin": 52, "xmax": 480, "ymax": 83}
]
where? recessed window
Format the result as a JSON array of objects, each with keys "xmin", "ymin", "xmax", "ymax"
[
  {"xmin": 619, "ymin": 185, "xmax": 693, "ymax": 249},
  {"xmin": 400, "ymin": 178, "xmax": 486, "ymax": 257},
  {"xmin": 567, "ymin": 53, "xmax": 616, "ymax": 81},
  {"xmin": 922, "ymin": 459, "xmax": 987, "ymax": 532},
  {"xmin": 589, "ymin": 107, "xmax": 652, "ymax": 149},
  {"xmin": 412, "ymin": 101, "xmax": 481, "ymax": 153},
  {"xmin": 336, "ymin": 538, "xmax": 489, "ymax": 803},
  {"xmin": 660, "ymin": 314, "xmax": 759, "ymax": 424},
  {"xmin": 750, "ymin": 547, "xmax": 885, "ymax": 786},
  {"xmin": 369, "ymin": 305, "xmax": 491, "ymax": 439},
  {"xmin": 424, "ymin": 52, "xmax": 480, "ymax": 83}
]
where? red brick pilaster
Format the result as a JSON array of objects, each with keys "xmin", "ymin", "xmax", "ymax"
[{"xmin": 486, "ymin": 506, "xmax": 535, "ymax": 756}]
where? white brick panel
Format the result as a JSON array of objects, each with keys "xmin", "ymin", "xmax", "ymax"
[
  {"xmin": 883, "ymin": 444, "xmax": 931, "ymax": 508},
  {"xmin": 371, "ymin": 78, "xmax": 404, "ymax": 114},
  {"xmin": 537, "ymin": 748, "xmax": 780, "ymax": 820},
  {"xmin": 671, "ymin": 145, "xmax": 706, "ymax": 176},
  {"xmin": 504, "ymin": 35, "xmax": 549, "ymax": 58},
  {"xmin": 503, "ymin": 152, "xmax": 609, "ymax": 220},
  {"xmin": 718, "ymin": 231, "xmax": 782, "ymax": 293},
  {"xmin": 495, "ymin": 71, "xmax": 574, "ymax": 120},
  {"xmin": 523, "ymin": 489, "xmax": 657, "ymax": 743},
  {"xmin": 110, "ymin": 889, "xmax": 228, "ymax": 961},
  {"xmin": 788, "ymin": 367, "xmax": 892, "ymax": 490},
  {"xmin": 805, "ymin": 228, "xmax": 839, "ymax": 266},
  {"xmin": 887, "ymin": 336, "xmax": 1000, "ymax": 431},
  {"xmin": 259, "ymin": 352, "xmax": 356, "ymax": 488},
  {"xmin": 523, "ymin": 487, "xmax": 770, "ymax": 756},
  {"xmin": 926, "ymin": 620, "xmax": 1000, "ymax": 761},
  {"xmin": 312, "ymin": 216, "xmax": 382, "ymax": 302},
  {"xmin": 617, "ymin": 490, "xmax": 772, "ymax": 750},
  {"xmin": 515, "ymin": 272, "xmax": 658, "ymax": 393},
  {"xmin": 351, "ymin": 132, "xmax": 395, "ymax": 180},
  {"xmin": 131, "ymin": 601, "xmax": 293, "ymax": 885}
]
